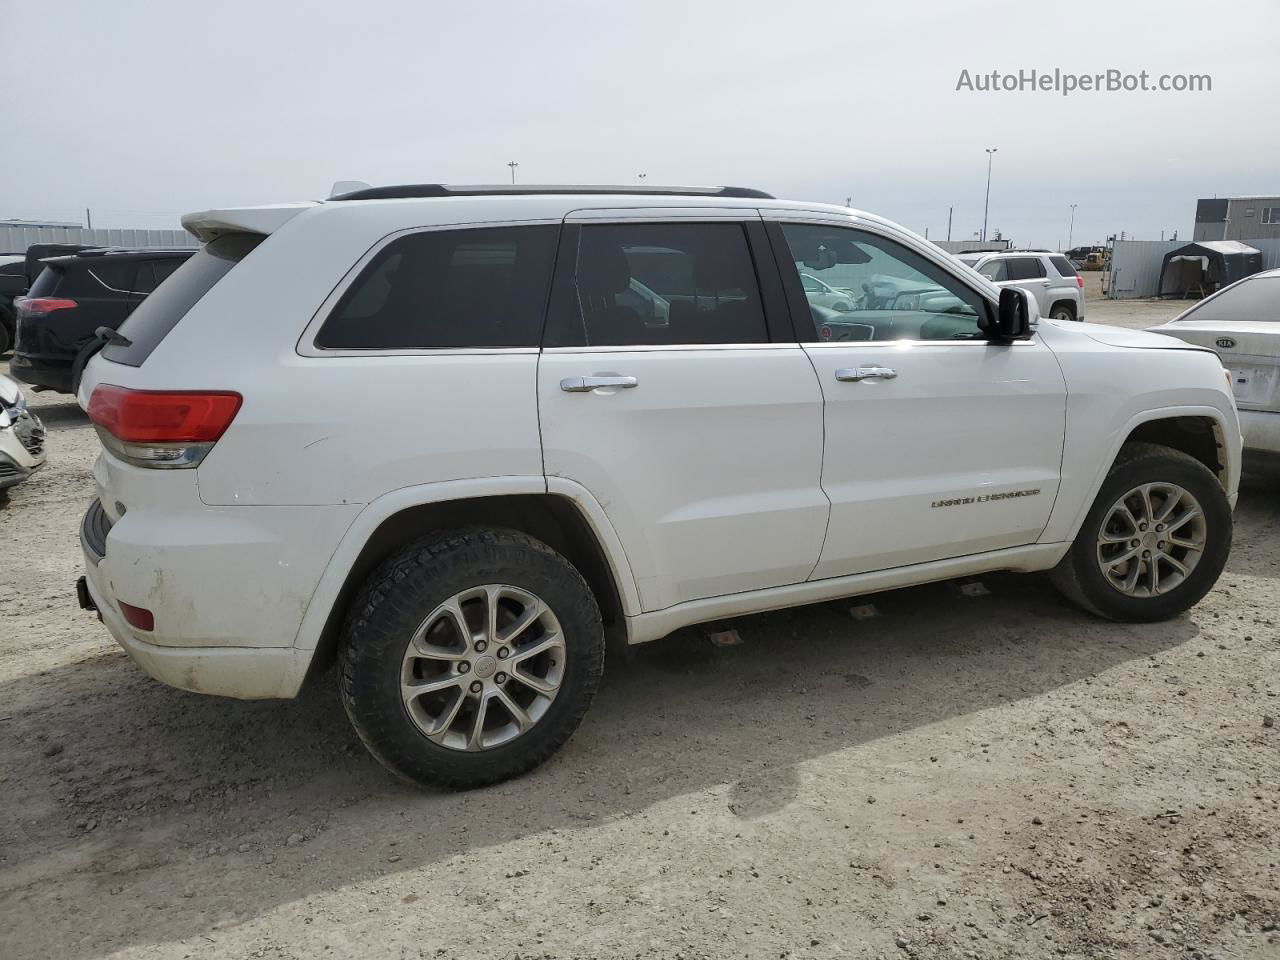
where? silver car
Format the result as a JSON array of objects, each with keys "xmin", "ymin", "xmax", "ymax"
[
  {"xmin": 955, "ymin": 251, "xmax": 1085, "ymax": 322},
  {"xmin": 1149, "ymin": 268, "xmax": 1280, "ymax": 465}
]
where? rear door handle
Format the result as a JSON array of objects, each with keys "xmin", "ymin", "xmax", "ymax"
[
  {"xmin": 835, "ymin": 366, "xmax": 898, "ymax": 382},
  {"xmin": 560, "ymin": 376, "xmax": 639, "ymax": 393}
]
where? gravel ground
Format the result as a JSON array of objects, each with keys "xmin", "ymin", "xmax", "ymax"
[{"xmin": 2, "ymin": 294, "xmax": 1277, "ymax": 960}]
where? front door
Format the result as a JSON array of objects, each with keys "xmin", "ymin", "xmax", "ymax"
[
  {"xmin": 766, "ymin": 217, "xmax": 1067, "ymax": 580},
  {"xmin": 538, "ymin": 213, "xmax": 829, "ymax": 612}
]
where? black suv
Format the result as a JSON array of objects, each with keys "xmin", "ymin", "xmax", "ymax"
[{"xmin": 11, "ymin": 248, "xmax": 193, "ymax": 393}]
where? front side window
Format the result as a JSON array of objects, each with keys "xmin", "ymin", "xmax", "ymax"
[
  {"xmin": 316, "ymin": 225, "xmax": 559, "ymax": 350},
  {"xmin": 549, "ymin": 222, "xmax": 768, "ymax": 347},
  {"xmin": 978, "ymin": 259, "xmax": 1008, "ymax": 282},
  {"xmin": 779, "ymin": 224, "xmax": 988, "ymax": 342}
]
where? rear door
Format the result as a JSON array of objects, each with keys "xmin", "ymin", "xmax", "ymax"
[
  {"xmin": 537, "ymin": 210, "xmax": 828, "ymax": 612},
  {"xmin": 1003, "ymin": 256, "xmax": 1053, "ymax": 314}
]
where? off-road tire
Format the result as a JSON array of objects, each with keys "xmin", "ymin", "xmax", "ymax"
[
  {"xmin": 1050, "ymin": 442, "xmax": 1231, "ymax": 621},
  {"xmin": 339, "ymin": 527, "xmax": 604, "ymax": 789}
]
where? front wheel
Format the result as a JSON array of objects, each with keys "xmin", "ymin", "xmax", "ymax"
[
  {"xmin": 339, "ymin": 528, "xmax": 605, "ymax": 789},
  {"xmin": 1050, "ymin": 442, "xmax": 1232, "ymax": 621}
]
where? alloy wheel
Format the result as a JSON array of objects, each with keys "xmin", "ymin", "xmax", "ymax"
[
  {"xmin": 400, "ymin": 584, "xmax": 565, "ymax": 751},
  {"xmin": 1096, "ymin": 482, "xmax": 1207, "ymax": 597}
]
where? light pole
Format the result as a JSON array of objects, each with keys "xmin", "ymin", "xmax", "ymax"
[
  {"xmin": 1068, "ymin": 203, "xmax": 1078, "ymax": 250},
  {"xmin": 507, "ymin": 161, "xmax": 519, "ymax": 184},
  {"xmin": 981, "ymin": 147, "xmax": 997, "ymax": 242}
]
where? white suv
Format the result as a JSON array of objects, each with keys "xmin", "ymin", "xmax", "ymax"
[
  {"xmin": 955, "ymin": 250, "xmax": 1086, "ymax": 322},
  {"xmin": 75, "ymin": 184, "xmax": 1240, "ymax": 788}
]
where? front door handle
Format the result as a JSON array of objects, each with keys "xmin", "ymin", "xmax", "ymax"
[
  {"xmin": 835, "ymin": 366, "xmax": 898, "ymax": 382},
  {"xmin": 560, "ymin": 376, "xmax": 639, "ymax": 393}
]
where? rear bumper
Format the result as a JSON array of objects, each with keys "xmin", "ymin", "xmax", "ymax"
[
  {"xmin": 9, "ymin": 354, "xmax": 73, "ymax": 393},
  {"xmin": 79, "ymin": 498, "xmax": 315, "ymax": 700},
  {"xmin": 1240, "ymin": 409, "xmax": 1280, "ymax": 456}
]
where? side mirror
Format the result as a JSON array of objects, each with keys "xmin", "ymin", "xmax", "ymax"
[{"xmin": 993, "ymin": 287, "xmax": 1032, "ymax": 341}]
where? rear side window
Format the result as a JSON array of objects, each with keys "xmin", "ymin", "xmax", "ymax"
[
  {"xmin": 87, "ymin": 261, "xmax": 141, "ymax": 293},
  {"xmin": 102, "ymin": 234, "xmax": 263, "ymax": 366},
  {"xmin": 315, "ymin": 225, "xmax": 559, "ymax": 350},
  {"xmin": 546, "ymin": 222, "xmax": 768, "ymax": 347},
  {"xmin": 1006, "ymin": 257, "xmax": 1046, "ymax": 281},
  {"xmin": 1050, "ymin": 256, "xmax": 1078, "ymax": 278}
]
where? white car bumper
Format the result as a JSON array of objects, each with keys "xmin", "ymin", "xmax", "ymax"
[
  {"xmin": 1240, "ymin": 409, "xmax": 1280, "ymax": 457},
  {"xmin": 78, "ymin": 499, "xmax": 322, "ymax": 700}
]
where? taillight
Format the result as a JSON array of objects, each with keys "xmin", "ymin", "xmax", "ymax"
[
  {"xmin": 16, "ymin": 296, "xmax": 78, "ymax": 314},
  {"xmin": 87, "ymin": 385, "xmax": 242, "ymax": 469},
  {"xmin": 1076, "ymin": 275, "xmax": 1085, "ymax": 288}
]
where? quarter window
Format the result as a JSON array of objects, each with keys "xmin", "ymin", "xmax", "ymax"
[
  {"xmin": 315, "ymin": 225, "xmax": 559, "ymax": 350},
  {"xmin": 778, "ymin": 224, "xmax": 988, "ymax": 342},
  {"xmin": 1263, "ymin": 207, "xmax": 1280, "ymax": 225},
  {"xmin": 548, "ymin": 222, "xmax": 768, "ymax": 347}
]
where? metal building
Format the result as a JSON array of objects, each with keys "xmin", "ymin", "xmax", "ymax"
[
  {"xmin": 0, "ymin": 219, "xmax": 196, "ymax": 254},
  {"xmin": 1193, "ymin": 197, "xmax": 1280, "ymax": 243}
]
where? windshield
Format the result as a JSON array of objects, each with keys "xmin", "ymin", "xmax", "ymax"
[{"xmin": 1176, "ymin": 275, "xmax": 1280, "ymax": 323}]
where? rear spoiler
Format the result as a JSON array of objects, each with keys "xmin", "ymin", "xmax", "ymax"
[{"xmin": 180, "ymin": 202, "xmax": 315, "ymax": 244}]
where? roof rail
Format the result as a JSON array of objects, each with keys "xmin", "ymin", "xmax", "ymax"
[{"xmin": 327, "ymin": 183, "xmax": 775, "ymax": 201}]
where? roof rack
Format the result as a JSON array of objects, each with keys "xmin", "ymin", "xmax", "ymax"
[{"xmin": 328, "ymin": 184, "xmax": 775, "ymax": 202}]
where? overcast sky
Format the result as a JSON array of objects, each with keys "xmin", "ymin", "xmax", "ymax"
[{"xmin": 4, "ymin": 0, "xmax": 1278, "ymax": 248}]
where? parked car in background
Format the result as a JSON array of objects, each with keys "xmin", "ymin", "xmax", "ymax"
[
  {"xmin": 10, "ymin": 247, "xmax": 193, "ymax": 393},
  {"xmin": 1149, "ymin": 267, "xmax": 1280, "ymax": 466},
  {"xmin": 0, "ymin": 254, "xmax": 27, "ymax": 355},
  {"xmin": 955, "ymin": 251, "xmax": 1085, "ymax": 322},
  {"xmin": 800, "ymin": 272, "xmax": 857, "ymax": 311},
  {"xmin": 75, "ymin": 184, "xmax": 1238, "ymax": 790},
  {"xmin": 0, "ymin": 374, "xmax": 45, "ymax": 495}
]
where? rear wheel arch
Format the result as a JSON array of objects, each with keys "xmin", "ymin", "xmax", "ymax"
[
  {"xmin": 305, "ymin": 493, "xmax": 629, "ymax": 684},
  {"xmin": 1048, "ymin": 300, "xmax": 1077, "ymax": 321}
]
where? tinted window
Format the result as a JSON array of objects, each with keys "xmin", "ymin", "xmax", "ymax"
[
  {"xmin": 550, "ymin": 223, "xmax": 768, "ymax": 347},
  {"xmin": 1177, "ymin": 276, "xmax": 1280, "ymax": 323},
  {"xmin": 132, "ymin": 261, "xmax": 159, "ymax": 295},
  {"xmin": 1050, "ymin": 256, "xmax": 1078, "ymax": 278},
  {"xmin": 1006, "ymin": 257, "xmax": 1046, "ymax": 281},
  {"xmin": 26, "ymin": 266, "xmax": 62, "ymax": 297},
  {"xmin": 87, "ymin": 261, "xmax": 140, "ymax": 292},
  {"xmin": 780, "ymin": 224, "xmax": 988, "ymax": 342},
  {"xmin": 103, "ymin": 234, "xmax": 264, "ymax": 366},
  {"xmin": 316, "ymin": 226, "xmax": 558, "ymax": 350}
]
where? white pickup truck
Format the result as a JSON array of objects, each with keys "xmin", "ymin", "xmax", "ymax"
[{"xmin": 74, "ymin": 184, "xmax": 1240, "ymax": 788}]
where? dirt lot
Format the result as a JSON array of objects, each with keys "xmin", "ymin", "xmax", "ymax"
[{"xmin": 2, "ymin": 296, "xmax": 1277, "ymax": 960}]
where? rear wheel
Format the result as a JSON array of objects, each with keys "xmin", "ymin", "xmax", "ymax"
[
  {"xmin": 1049, "ymin": 302, "xmax": 1076, "ymax": 322},
  {"xmin": 0, "ymin": 312, "xmax": 12, "ymax": 356},
  {"xmin": 1050, "ymin": 442, "xmax": 1231, "ymax": 621},
  {"xmin": 339, "ymin": 527, "xmax": 604, "ymax": 789}
]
